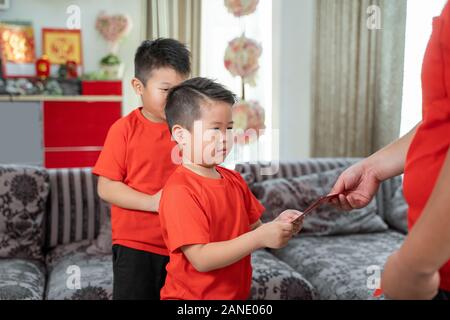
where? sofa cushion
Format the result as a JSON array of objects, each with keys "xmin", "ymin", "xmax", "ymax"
[
  {"xmin": 45, "ymin": 240, "xmax": 112, "ymax": 300},
  {"xmin": 250, "ymin": 250, "xmax": 317, "ymax": 300},
  {"xmin": 86, "ymin": 214, "xmax": 112, "ymax": 255},
  {"xmin": 45, "ymin": 168, "xmax": 110, "ymax": 251},
  {"xmin": 270, "ymin": 230, "xmax": 405, "ymax": 300},
  {"xmin": 0, "ymin": 259, "xmax": 46, "ymax": 300},
  {"xmin": 0, "ymin": 165, "xmax": 49, "ymax": 260},
  {"xmin": 380, "ymin": 178, "xmax": 408, "ymax": 234},
  {"xmin": 253, "ymin": 168, "xmax": 388, "ymax": 236},
  {"xmin": 46, "ymin": 243, "xmax": 316, "ymax": 300}
]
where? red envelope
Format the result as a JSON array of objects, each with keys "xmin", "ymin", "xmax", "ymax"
[{"xmin": 292, "ymin": 194, "xmax": 341, "ymax": 223}]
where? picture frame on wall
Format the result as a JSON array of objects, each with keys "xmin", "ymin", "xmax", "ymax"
[
  {"xmin": 0, "ymin": 0, "xmax": 10, "ymax": 11},
  {"xmin": 0, "ymin": 21, "xmax": 36, "ymax": 78},
  {"xmin": 42, "ymin": 28, "xmax": 83, "ymax": 77}
]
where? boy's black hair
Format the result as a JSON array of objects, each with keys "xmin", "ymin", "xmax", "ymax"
[
  {"xmin": 165, "ymin": 77, "xmax": 237, "ymax": 133},
  {"xmin": 134, "ymin": 38, "xmax": 191, "ymax": 85}
]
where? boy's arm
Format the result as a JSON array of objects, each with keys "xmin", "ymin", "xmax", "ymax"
[
  {"xmin": 181, "ymin": 221, "xmax": 293, "ymax": 273},
  {"xmin": 98, "ymin": 176, "xmax": 161, "ymax": 212},
  {"xmin": 250, "ymin": 219, "xmax": 262, "ymax": 230}
]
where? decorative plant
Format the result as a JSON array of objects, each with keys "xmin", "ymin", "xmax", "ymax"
[{"xmin": 100, "ymin": 53, "xmax": 121, "ymax": 66}]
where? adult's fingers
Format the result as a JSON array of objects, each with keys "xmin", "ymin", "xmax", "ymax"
[
  {"xmin": 339, "ymin": 194, "xmax": 353, "ymax": 211},
  {"xmin": 330, "ymin": 174, "xmax": 346, "ymax": 195}
]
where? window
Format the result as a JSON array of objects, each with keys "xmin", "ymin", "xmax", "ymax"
[
  {"xmin": 400, "ymin": 0, "xmax": 447, "ymax": 135},
  {"xmin": 200, "ymin": 0, "xmax": 272, "ymax": 165}
]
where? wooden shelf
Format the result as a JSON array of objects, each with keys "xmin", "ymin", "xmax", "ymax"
[{"xmin": 0, "ymin": 95, "xmax": 122, "ymax": 102}]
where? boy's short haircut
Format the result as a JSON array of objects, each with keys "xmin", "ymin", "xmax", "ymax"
[
  {"xmin": 135, "ymin": 38, "xmax": 191, "ymax": 85},
  {"xmin": 165, "ymin": 77, "xmax": 237, "ymax": 133}
]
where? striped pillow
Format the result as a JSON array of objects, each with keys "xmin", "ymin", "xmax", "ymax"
[{"xmin": 45, "ymin": 168, "xmax": 110, "ymax": 251}]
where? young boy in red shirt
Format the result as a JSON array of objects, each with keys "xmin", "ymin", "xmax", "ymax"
[
  {"xmin": 93, "ymin": 39, "xmax": 190, "ymax": 300},
  {"xmin": 159, "ymin": 78, "xmax": 304, "ymax": 300}
]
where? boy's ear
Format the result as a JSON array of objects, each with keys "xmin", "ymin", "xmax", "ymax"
[
  {"xmin": 172, "ymin": 125, "xmax": 188, "ymax": 145},
  {"xmin": 131, "ymin": 78, "xmax": 145, "ymax": 95}
]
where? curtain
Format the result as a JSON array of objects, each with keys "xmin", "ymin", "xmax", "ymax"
[
  {"xmin": 146, "ymin": 0, "xmax": 202, "ymax": 76},
  {"xmin": 311, "ymin": 0, "xmax": 407, "ymax": 157}
]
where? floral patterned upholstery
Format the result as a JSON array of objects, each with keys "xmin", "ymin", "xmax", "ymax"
[
  {"xmin": 42, "ymin": 241, "xmax": 315, "ymax": 300},
  {"xmin": 0, "ymin": 259, "xmax": 46, "ymax": 300},
  {"xmin": 0, "ymin": 165, "xmax": 49, "ymax": 261},
  {"xmin": 45, "ymin": 240, "xmax": 113, "ymax": 300},
  {"xmin": 270, "ymin": 231, "xmax": 405, "ymax": 300},
  {"xmin": 251, "ymin": 250, "xmax": 316, "ymax": 300}
]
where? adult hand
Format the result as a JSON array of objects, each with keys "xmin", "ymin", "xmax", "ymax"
[{"xmin": 329, "ymin": 160, "xmax": 382, "ymax": 210}]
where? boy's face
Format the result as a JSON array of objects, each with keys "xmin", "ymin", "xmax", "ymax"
[
  {"xmin": 175, "ymin": 101, "xmax": 234, "ymax": 167},
  {"xmin": 132, "ymin": 67, "xmax": 187, "ymax": 122}
]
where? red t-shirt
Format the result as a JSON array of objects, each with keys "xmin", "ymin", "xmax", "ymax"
[
  {"xmin": 159, "ymin": 165, "xmax": 265, "ymax": 300},
  {"xmin": 93, "ymin": 107, "xmax": 178, "ymax": 256},
  {"xmin": 403, "ymin": 1, "xmax": 450, "ymax": 291}
]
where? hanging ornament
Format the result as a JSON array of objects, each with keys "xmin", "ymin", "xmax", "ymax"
[
  {"xmin": 224, "ymin": 34, "xmax": 262, "ymax": 87},
  {"xmin": 224, "ymin": 0, "xmax": 260, "ymax": 17},
  {"xmin": 232, "ymin": 100, "xmax": 266, "ymax": 145}
]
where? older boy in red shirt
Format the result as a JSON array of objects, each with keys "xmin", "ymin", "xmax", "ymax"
[{"xmin": 93, "ymin": 39, "xmax": 190, "ymax": 300}]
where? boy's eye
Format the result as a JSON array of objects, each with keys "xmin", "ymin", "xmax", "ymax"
[{"xmin": 160, "ymin": 88, "xmax": 170, "ymax": 92}]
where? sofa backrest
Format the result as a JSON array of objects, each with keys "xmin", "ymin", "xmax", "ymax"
[
  {"xmin": 44, "ymin": 168, "xmax": 109, "ymax": 252},
  {"xmin": 235, "ymin": 158, "xmax": 406, "ymax": 229},
  {"xmin": 235, "ymin": 158, "xmax": 359, "ymax": 184}
]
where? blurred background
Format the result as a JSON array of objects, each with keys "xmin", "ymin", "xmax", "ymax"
[{"xmin": 0, "ymin": 0, "xmax": 447, "ymax": 167}]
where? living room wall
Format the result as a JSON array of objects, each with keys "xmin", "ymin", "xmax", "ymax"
[{"xmin": 0, "ymin": 0, "xmax": 146, "ymax": 116}]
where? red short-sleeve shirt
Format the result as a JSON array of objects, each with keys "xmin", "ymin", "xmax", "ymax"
[
  {"xmin": 93, "ymin": 107, "xmax": 178, "ymax": 256},
  {"xmin": 403, "ymin": 1, "xmax": 450, "ymax": 291},
  {"xmin": 159, "ymin": 165, "xmax": 265, "ymax": 300}
]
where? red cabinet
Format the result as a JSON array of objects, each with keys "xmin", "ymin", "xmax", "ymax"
[
  {"xmin": 43, "ymin": 100, "xmax": 121, "ymax": 168},
  {"xmin": 0, "ymin": 82, "xmax": 122, "ymax": 168},
  {"xmin": 43, "ymin": 81, "xmax": 122, "ymax": 168}
]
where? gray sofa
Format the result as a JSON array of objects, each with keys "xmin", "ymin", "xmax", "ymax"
[
  {"xmin": 236, "ymin": 159, "xmax": 408, "ymax": 300},
  {"xmin": 0, "ymin": 158, "xmax": 407, "ymax": 300}
]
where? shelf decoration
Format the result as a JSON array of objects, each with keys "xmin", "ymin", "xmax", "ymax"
[
  {"xmin": 95, "ymin": 12, "xmax": 132, "ymax": 80},
  {"xmin": 42, "ymin": 28, "xmax": 83, "ymax": 77},
  {"xmin": 0, "ymin": 21, "xmax": 36, "ymax": 78}
]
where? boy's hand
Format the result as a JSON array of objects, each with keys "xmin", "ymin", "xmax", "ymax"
[
  {"xmin": 147, "ymin": 189, "xmax": 162, "ymax": 212},
  {"xmin": 275, "ymin": 209, "xmax": 304, "ymax": 235},
  {"xmin": 255, "ymin": 221, "xmax": 294, "ymax": 249}
]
